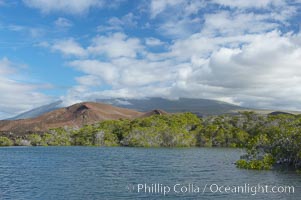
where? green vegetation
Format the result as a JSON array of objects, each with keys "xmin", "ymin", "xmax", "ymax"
[
  {"xmin": 1, "ymin": 111, "xmax": 301, "ymax": 171},
  {"xmin": 236, "ymin": 154, "xmax": 275, "ymax": 170},
  {"xmin": 0, "ymin": 136, "xmax": 13, "ymax": 146},
  {"xmin": 235, "ymin": 113, "xmax": 301, "ymax": 171}
]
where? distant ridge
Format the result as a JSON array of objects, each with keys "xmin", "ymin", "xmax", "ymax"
[
  {"xmin": 96, "ymin": 97, "xmax": 244, "ymax": 116},
  {"xmin": 9, "ymin": 100, "xmax": 63, "ymax": 120}
]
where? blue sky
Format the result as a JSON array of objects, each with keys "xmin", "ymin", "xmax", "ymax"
[{"xmin": 1, "ymin": 0, "xmax": 301, "ymax": 118}]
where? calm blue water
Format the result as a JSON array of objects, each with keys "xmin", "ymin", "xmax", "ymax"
[{"xmin": 0, "ymin": 147, "xmax": 300, "ymax": 200}]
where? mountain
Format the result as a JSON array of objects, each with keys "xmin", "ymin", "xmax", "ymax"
[
  {"xmin": 96, "ymin": 97, "xmax": 244, "ymax": 116},
  {"xmin": 0, "ymin": 102, "xmax": 142, "ymax": 134},
  {"xmin": 9, "ymin": 100, "xmax": 64, "ymax": 120},
  {"xmin": 139, "ymin": 109, "xmax": 168, "ymax": 118},
  {"xmin": 9, "ymin": 97, "xmax": 244, "ymax": 120},
  {"xmin": 268, "ymin": 111, "xmax": 295, "ymax": 116}
]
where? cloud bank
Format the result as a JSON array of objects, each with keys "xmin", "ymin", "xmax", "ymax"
[{"xmin": 45, "ymin": 0, "xmax": 301, "ymax": 111}]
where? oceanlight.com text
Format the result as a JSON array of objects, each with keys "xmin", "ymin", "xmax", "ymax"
[{"xmin": 127, "ymin": 183, "xmax": 295, "ymax": 196}]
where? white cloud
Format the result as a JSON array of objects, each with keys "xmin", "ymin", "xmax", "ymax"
[
  {"xmin": 0, "ymin": 57, "xmax": 16, "ymax": 75},
  {"xmin": 54, "ymin": 17, "xmax": 73, "ymax": 28},
  {"xmin": 70, "ymin": 60, "xmax": 118, "ymax": 84},
  {"xmin": 158, "ymin": 17, "xmax": 202, "ymax": 38},
  {"xmin": 145, "ymin": 37, "xmax": 164, "ymax": 46},
  {"xmin": 148, "ymin": 0, "xmax": 206, "ymax": 38},
  {"xmin": 51, "ymin": 38, "xmax": 87, "ymax": 57},
  {"xmin": 97, "ymin": 13, "xmax": 137, "ymax": 32},
  {"xmin": 69, "ymin": 58, "xmax": 176, "ymax": 87},
  {"xmin": 0, "ymin": 57, "xmax": 52, "ymax": 119},
  {"xmin": 44, "ymin": 32, "xmax": 143, "ymax": 59},
  {"xmin": 8, "ymin": 24, "xmax": 44, "ymax": 38},
  {"xmin": 148, "ymin": 0, "xmax": 295, "ymax": 39},
  {"xmin": 88, "ymin": 32, "xmax": 144, "ymax": 58},
  {"xmin": 212, "ymin": 0, "xmax": 285, "ymax": 9},
  {"xmin": 75, "ymin": 75, "xmax": 102, "ymax": 87},
  {"xmin": 202, "ymin": 11, "xmax": 279, "ymax": 36},
  {"xmin": 23, "ymin": 0, "xmax": 104, "ymax": 14},
  {"xmin": 150, "ymin": 0, "xmax": 189, "ymax": 18},
  {"xmin": 150, "ymin": 0, "xmax": 207, "ymax": 18}
]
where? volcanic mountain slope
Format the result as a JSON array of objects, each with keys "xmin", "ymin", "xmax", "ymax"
[{"xmin": 0, "ymin": 102, "xmax": 143, "ymax": 133}]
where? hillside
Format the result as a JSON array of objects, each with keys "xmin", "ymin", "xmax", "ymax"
[{"xmin": 0, "ymin": 102, "xmax": 142, "ymax": 134}]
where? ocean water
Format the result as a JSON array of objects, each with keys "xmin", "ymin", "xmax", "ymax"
[{"xmin": 0, "ymin": 147, "xmax": 300, "ymax": 200}]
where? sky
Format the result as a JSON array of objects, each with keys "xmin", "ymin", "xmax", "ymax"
[{"xmin": 1, "ymin": 0, "xmax": 301, "ymax": 118}]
